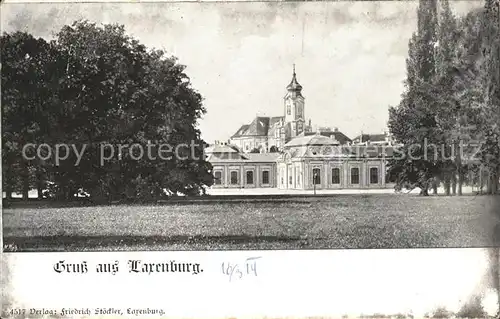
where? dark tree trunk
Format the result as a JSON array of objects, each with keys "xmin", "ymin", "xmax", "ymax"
[
  {"xmin": 487, "ymin": 176, "xmax": 493, "ymax": 194},
  {"xmin": 457, "ymin": 170, "xmax": 463, "ymax": 196},
  {"xmin": 444, "ymin": 174, "xmax": 451, "ymax": 196},
  {"xmin": 22, "ymin": 179, "xmax": 29, "ymax": 200},
  {"xmin": 492, "ymin": 170, "xmax": 499, "ymax": 195},
  {"xmin": 420, "ymin": 187, "xmax": 429, "ymax": 196},
  {"xmin": 487, "ymin": 170, "xmax": 496, "ymax": 194},
  {"xmin": 21, "ymin": 162, "xmax": 30, "ymax": 201},
  {"xmin": 36, "ymin": 168, "xmax": 44, "ymax": 199},
  {"xmin": 456, "ymin": 152, "xmax": 463, "ymax": 196},
  {"xmin": 432, "ymin": 177, "xmax": 438, "ymax": 195},
  {"xmin": 37, "ymin": 183, "xmax": 44, "ymax": 199},
  {"xmin": 480, "ymin": 166, "xmax": 485, "ymax": 194},
  {"xmin": 451, "ymin": 173, "xmax": 457, "ymax": 195}
]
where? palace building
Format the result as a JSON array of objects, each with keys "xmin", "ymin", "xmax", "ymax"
[
  {"xmin": 229, "ymin": 65, "xmax": 315, "ymax": 153},
  {"xmin": 208, "ymin": 66, "xmax": 395, "ymax": 190}
]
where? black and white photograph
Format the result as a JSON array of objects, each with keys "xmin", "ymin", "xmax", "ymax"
[
  {"xmin": 2, "ymin": 0, "xmax": 500, "ymax": 253},
  {"xmin": 2, "ymin": 0, "xmax": 500, "ymax": 318}
]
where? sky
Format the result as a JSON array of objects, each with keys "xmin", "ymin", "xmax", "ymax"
[{"xmin": 1, "ymin": 1, "xmax": 483, "ymax": 143}]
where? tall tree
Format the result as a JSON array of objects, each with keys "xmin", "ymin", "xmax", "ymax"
[
  {"xmin": 1, "ymin": 32, "xmax": 58, "ymax": 200},
  {"xmin": 479, "ymin": 0, "xmax": 500, "ymax": 194},
  {"xmin": 51, "ymin": 21, "xmax": 213, "ymax": 200},
  {"xmin": 433, "ymin": 0, "xmax": 467, "ymax": 196},
  {"xmin": 1, "ymin": 21, "xmax": 214, "ymax": 202},
  {"xmin": 388, "ymin": 0, "xmax": 440, "ymax": 195}
]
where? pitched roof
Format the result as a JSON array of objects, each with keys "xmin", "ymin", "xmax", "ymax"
[
  {"xmin": 304, "ymin": 131, "xmax": 351, "ymax": 145},
  {"xmin": 204, "ymin": 144, "xmax": 238, "ymax": 154},
  {"xmin": 269, "ymin": 116, "xmax": 284, "ymax": 127},
  {"xmin": 285, "ymin": 133, "xmax": 340, "ymax": 147},
  {"xmin": 245, "ymin": 117, "xmax": 270, "ymax": 136},
  {"xmin": 206, "ymin": 147, "xmax": 279, "ymax": 163},
  {"xmin": 231, "ymin": 124, "xmax": 250, "ymax": 138},
  {"xmin": 353, "ymin": 133, "xmax": 387, "ymax": 143},
  {"xmin": 230, "ymin": 116, "xmax": 284, "ymax": 138}
]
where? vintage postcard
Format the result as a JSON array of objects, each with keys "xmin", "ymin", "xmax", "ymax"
[{"xmin": 1, "ymin": 0, "xmax": 500, "ymax": 318}]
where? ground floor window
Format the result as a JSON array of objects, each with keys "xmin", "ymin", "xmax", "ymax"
[
  {"xmin": 246, "ymin": 171, "xmax": 254, "ymax": 184},
  {"xmin": 351, "ymin": 167, "xmax": 360, "ymax": 184},
  {"xmin": 230, "ymin": 171, "xmax": 238, "ymax": 185},
  {"xmin": 214, "ymin": 171, "xmax": 222, "ymax": 185},
  {"xmin": 331, "ymin": 168, "xmax": 340, "ymax": 184},
  {"xmin": 370, "ymin": 167, "xmax": 379, "ymax": 184},
  {"xmin": 313, "ymin": 168, "xmax": 321, "ymax": 185},
  {"xmin": 262, "ymin": 170, "xmax": 270, "ymax": 184}
]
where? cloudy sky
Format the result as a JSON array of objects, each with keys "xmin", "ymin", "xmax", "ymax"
[{"xmin": 1, "ymin": 1, "xmax": 482, "ymax": 142}]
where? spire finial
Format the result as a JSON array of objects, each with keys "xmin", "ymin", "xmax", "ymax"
[{"xmin": 286, "ymin": 63, "xmax": 302, "ymax": 92}]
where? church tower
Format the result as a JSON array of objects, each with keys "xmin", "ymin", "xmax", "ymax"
[{"xmin": 284, "ymin": 64, "xmax": 305, "ymax": 138}]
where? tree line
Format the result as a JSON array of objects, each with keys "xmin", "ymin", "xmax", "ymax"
[
  {"xmin": 1, "ymin": 21, "xmax": 214, "ymax": 203},
  {"xmin": 388, "ymin": 0, "xmax": 500, "ymax": 196}
]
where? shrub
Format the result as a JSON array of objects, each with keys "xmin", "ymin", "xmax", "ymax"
[{"xmin": 456, "ymin": 295, "xmax": 487, "ymax": 318}]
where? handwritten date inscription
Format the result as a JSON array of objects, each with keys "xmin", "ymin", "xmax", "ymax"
[{"xmin": 221, "ymin": 257, "xmax": 261, "ymax": 282}]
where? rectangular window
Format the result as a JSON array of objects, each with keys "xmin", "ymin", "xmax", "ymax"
[
  {"xmin": 214, "ymin": 171, "xmax": 222, "ymax": 185},
  {"xmin": 246, "ymin": 171, "xmax": 254, "ymax": 185},
  {"xmin": 370, "ymin": 167, "xmax": 379, "ymax": 184},
  {"xmin": 230, "ymin": 171, "xmax": 238, "ymax": 185},
  {"xmin": 351, "ymin": 167, "xmax": 360, "ymax": 184},
  {"xmin": 313, "ymin": 168, "xmax": 321, "ymax": 185},
  {"xmin": 262, "ymin": 170, "xmax": 270, "ymax": 184},
  {"xmin": 331, "ymin": 168, "xmax": 340, "ymax": 184}
]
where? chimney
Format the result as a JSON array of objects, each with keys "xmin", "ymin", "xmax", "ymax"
[{"xmin": 334, "ymin": 127, "xmax": 339, "ymax": 132}]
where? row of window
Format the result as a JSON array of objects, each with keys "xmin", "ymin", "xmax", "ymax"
[
  {"xmin": 214, "ymin": 170, "xmax": 270, "ymax": 185},
  {"xmin": 311, "ymin": 167, "xmax": 379, "ymax": 185}
]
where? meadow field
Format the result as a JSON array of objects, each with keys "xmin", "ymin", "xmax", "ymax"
[{"xmin": 3, "ymin": 194, "xmax": 500, "ymax": 251}]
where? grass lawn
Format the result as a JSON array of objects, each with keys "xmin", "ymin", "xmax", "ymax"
[{"xmin": 3, "ymin": 194, "xmax": 500, "ymax": 251}]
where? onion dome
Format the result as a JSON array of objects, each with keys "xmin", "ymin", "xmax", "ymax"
[{"xmin": 286, "ymin": 64, "xmax": 302, "ymax": 92}]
